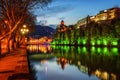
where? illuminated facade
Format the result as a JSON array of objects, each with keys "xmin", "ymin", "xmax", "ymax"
[
  {"xmin": 75, "ymin": 18, "xmax": 87, "ymax": 29},
  {"xmin": 93, "ymin": 7, "xmax": 120, "ymax": 22},
  {"xmin": 76, "ymin": 7, "xmax": 120, "ymax": 29}
]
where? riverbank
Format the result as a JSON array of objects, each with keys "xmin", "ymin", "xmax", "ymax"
[{"xmin": 0, "ymin": 46, "xmax": 33, "ymax": 80}]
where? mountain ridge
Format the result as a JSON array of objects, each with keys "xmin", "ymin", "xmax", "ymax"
[{"xmin": 29, "ymin": 25, "xmax": 56, "ymax": 38}]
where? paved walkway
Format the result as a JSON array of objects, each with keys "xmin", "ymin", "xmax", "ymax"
[{"xmin": 0, "ymin": 47, "xmax": 33, "ymax": 80}]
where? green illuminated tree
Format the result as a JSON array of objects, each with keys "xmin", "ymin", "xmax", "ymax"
[{"xmin": 111, "ymin": 18, "xmax": 120, "ymax": 37}]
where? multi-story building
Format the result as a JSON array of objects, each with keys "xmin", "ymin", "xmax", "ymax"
[
  {"xmin": 93, "ymin": 7, "xmax": 120, "ymax": 22},
  {"xmin": 75, "ymin": 7, "xmax": 120, "ymax": 29},
  {"xmin": 75, "ymin": 16, "xmax": 92, "ymax": 29},
  {"xmin": 75, "ymin": 18, "xmax": 87, "ymax": 29}
]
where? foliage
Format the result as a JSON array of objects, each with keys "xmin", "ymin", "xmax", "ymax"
[
  {"xmin": 0, "ymin": 0, "xmax": 51, "ymax": 54},
  {"xmin": 51, "ymin": 18, "xmax": 120, "ymax": 46},
  {"xmin": 0, "ymin": 0, "xmax": 51, "ymax": 40}
]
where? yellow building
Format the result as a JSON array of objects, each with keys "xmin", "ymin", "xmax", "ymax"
[
  {"xmin": 75, "ymin": 7, "xmax": 120, "ymax": 29},
  {"xmin": 93, "ymin": 7, "xmax": 120, "ymax": 22},
  {"xmin": 75, "ymin": 18, "xmax": 87, "ymax": 29}
]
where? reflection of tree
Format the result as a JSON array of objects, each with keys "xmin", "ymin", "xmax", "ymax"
[{"xmin": 52, "ymin": 46, "xmax": 120, "ymax": 80}]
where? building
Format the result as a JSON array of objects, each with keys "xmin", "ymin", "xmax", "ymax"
[
  {"xmin": 75, "ymin": 18, "xmax": 87, "ymax": 29},
  {"xmin": 75, "ymin": 16, "xmax": 91, "ymax": 29},
  {"xmin": 75, "ymin": 7, "xmax": 120, "ymax": 29},
  {"xmin": 93, "ymin": 7, "xmax": 120, "ymax": 22},
  {"xmin": 57, "ymin": 20, "xmax": 67, "ymax": 32}
]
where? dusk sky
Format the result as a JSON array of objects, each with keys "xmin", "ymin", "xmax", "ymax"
[{"xmin": 34, "ymin": 0, "xmax": 120, "ymax": 26}]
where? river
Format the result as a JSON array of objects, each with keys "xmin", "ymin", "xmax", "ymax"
[{"xmin": 27, "ymin": 44, "xmax": 120, "ymax": 80}]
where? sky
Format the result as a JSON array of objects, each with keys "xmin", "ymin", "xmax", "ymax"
[{"xmin": 34, "ymin": 0, "xmax": 120, "ymax": 26}]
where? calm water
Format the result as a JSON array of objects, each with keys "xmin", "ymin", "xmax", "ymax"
[{"xmin": 27, "ymin": 45, "xmax": 120, "ymax": 80}]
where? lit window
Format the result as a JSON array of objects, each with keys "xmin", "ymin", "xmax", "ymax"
[
  {"xmin": 103, "ymin": 16, "xmax": 106, "ymax": 20},
  {"xmin": 104, "ymin": 10, "xmax": 107, "ymax": 12}
]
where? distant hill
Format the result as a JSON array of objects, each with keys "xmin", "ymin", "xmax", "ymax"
[
  {"xmin": 49, "ymin": 24, "xmax": 57, "ymax": 29},
  {"xmin": 28, "ymin": 25, "xmax": 56, "ymax": 38}
]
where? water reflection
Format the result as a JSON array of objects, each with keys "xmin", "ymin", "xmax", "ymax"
[
  {"xmin": 51, "ymin": 46, "xmax": 120, "ymax": 80},
  {"xmin": 57, "ymin": 57, "xmax": 68, "ymax": 70},
  {"xmin": 27, "ymin": 44, "xmax": 52, "ymax": 53},
  {"xmin": 28, "ymin": 45, "xmax": 120, "ymax": 80}
]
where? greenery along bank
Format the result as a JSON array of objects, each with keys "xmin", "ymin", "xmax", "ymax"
[{"xmin": 51, "ymin": 18, "xmax": 120, "ymax": 47}]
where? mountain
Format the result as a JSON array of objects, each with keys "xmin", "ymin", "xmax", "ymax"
[
  {"xmin": 29, "ymin": 25, "xmax": 56, "ymax": 38},
  {"xmin": 49, "ymin": 24, "xmax": 57, "ymax": 29}
]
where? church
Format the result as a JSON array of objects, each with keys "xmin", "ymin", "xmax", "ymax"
[{"xmin": 57, "ymin": 20, "xmax": 67, "ymax": 32}]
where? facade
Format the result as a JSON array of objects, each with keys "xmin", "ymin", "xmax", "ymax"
[
  {"xmin": 93, "ymin": 7, "xmax": 120, "ymax": 22},
  {"xmin": 75, "ymin": 18, "xmax": 87, "ymax": 29},
  {"xmin": 75, "ymin": 7, "xmax": 120, "ymax": 29},
  {"xmin": 75, "ymin": 16, "xmax": 91, "ymax": 29}
]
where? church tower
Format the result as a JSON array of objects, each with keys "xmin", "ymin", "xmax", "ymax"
[{"xmin": 57, "ymin": 20, "xmax": 67, "ymax": 32}]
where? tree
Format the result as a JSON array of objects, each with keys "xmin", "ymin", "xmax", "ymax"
[
  {"xmin": 0, "ymin": 0, "xmax": 51, "ymax": 54},
  {"xmin": 0, "ymin": 0, "xmax": 52, "ymax": 40},
  {"xmin": 111, "ymin": 18, "xmax": 120, "ymax": 37}
]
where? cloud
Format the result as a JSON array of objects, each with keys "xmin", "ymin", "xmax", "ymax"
[
  {"xmin": 52, "ymin": 0, "xmax": 80, "ymax": 3},
  {"xmin": 35, "ymin": 0, "xmax": 76, "ymax": 18},
  {"xmin": 35, "ymin": 0, "xmax": 78, "ymax": 24},
  {"xmin": 48, "ymin": 4, "xmax": 74, "ymax": 13}
]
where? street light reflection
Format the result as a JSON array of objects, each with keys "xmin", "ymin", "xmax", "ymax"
[{"xmin": 27, "ymin": 45, "xmax": 52, "ymax": 53}]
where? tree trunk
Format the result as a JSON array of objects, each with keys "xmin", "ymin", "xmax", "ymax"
[
  {"xmin": 0, "ymin": 40, "xmax": 1, "ymax": 55},
  {"xmin": 7, "ymin": 34, "xmax": 11, "ymax": 54},
  {"xmin": 7, "ymin": 40, "xmax": 10, "ymax": 54},
  {"xmin": 16, "ymin": 41, "xmax": 20, "ymax": 48},
  {"xmin": 11, "ymin": 39, "xmax": 15, "ymax": 50}
]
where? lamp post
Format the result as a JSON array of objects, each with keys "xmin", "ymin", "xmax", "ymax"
[
  {"xmin": 20, "ymin": 25, "xmax": 29, "ymax": 35},
  {"xmin": 20, "ymin": 25, "xmax": 29, "ymax": 46}
]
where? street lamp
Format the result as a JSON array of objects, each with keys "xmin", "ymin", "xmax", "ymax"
[
  {"xmin": 20, "ymin": 25, "xmax": 29, "ymax": 34},
  {"xmin": 20, "ymin": 25, "xmax": 29, "ymax": 45}
]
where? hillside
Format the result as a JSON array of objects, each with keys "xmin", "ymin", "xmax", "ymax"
[{"xmin": 29, "ymin": 25, "xmax": 56, "ymax": 38}]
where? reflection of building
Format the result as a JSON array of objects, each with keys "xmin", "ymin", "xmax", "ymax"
[
  {"xmin": 77, "ymin": 61, "xmax": 89, "ymax": 74},
  {"xmin": 94, "ymin": 69, "xmax": 117, "ymax": 80},
  {"xmin": 53, "ymin": 46, "xmax": 120, "ymax": 80},
  {"xmin": 27, "ymin": 44, "xmax": 52, "ymax": 53},
  {"xmin": 57, "ymin": 57, "xmax": 67, "ymax": 70}
]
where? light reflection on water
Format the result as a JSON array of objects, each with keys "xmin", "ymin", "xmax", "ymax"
[
  {"xmin": 27, "ymin": 45, "xmax": 120, "ymax": 80},
  {"xmin": 31, "ymin": 58, "xmax": 99, "ymax": 80},
  {"xmin": 27, "ymin": 44, "xmax": 52, "ymax": 53}
]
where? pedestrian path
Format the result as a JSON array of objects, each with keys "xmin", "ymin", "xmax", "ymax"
[{"xmin": 0, "ymin": 47, "xmax": 33, "ymax": 80}]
